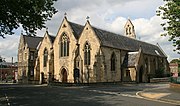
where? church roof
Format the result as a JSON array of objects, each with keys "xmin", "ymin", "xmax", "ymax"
[
  {"xmin": 23, "ymin": 35, "xmax": 43, "ymax": 49},
  {"xmin": 92, "ymin": 27, "xmax": 166, "ymax": 57},
  {"xmin": 68, "ymin": 22, "xmax": 84, "ymax": 39},
  {"xmin": 122, "ymin": 52, "xmax": 139, "ymax": 67},
  {"xmin": 49, "ymin": 35, "xmax": 56, "ymax": 44}
]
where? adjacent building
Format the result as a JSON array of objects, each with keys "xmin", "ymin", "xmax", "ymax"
[
  {"xmin": 18, "ymin": 16, "xmax": 169, "ymax": 84},
  {"xmin": 0, "ymin": 57, "xmax": 18, "ymax": 82},
  {"xmin": 18, "ymin": 35, "xmax": 43, "ymax": 83}
]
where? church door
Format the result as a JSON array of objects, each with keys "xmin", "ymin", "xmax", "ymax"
[
  {"xmin": 139, "ymin": 66, "xmax": 143, "ymax": 83},
  {"xmin": 61, "ymin": 68, "xmax": 67, "ymax": 83},
  {"xmin": 74, "ymin": 68, "xmax": 80, "ymax": 83},
  {"xmin": 41, "ymin": 72, "xmax": 45, "ymax": 84}
]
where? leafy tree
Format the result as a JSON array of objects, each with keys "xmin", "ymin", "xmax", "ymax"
[
  {"xmin": 0, "ymin": 0, "xmax": 57, "ymax": 38},
  {"xmin": 170, "ymin": 59, "xmax": 180, "ymax": 63},
  {"xmin": 156, "ymin": 0, "xmax": 180, "ymax": 53},
  {"xmin": 170, "ymin": 59, "xmax": 180, "ymax": 72}
]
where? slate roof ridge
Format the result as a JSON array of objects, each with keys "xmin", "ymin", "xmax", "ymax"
[
  {"xmin": 48, "ymin": 34, "xmax": 56, "ymax": 44},
  {"xmin": 68, "ymin": 21, "xmax": 84, "ymax": 27},
  {"xmin": 91, "ymin": 25, "xmax": 166, "ymax": 57},
  {"xmin": 22, "ymin": 35, "xmax": 43, "ymax": 49},
  {"xmin": 92, "ymin": 26, "xmax": 121, "ymax": 36},
  {"xmin": 130, "ymin": 37, "xmax": 158, "ymax": 47},
  {"xmin": 122, "ymin": 52, "xmax": 139, "ymax": 67},
  {"xmin": 68, "ymin": 21, "xmax": 84, "ymax": 39},
  {"xmin": 91, "ymin": 25, "xmax": 158, "ymax": 48}
]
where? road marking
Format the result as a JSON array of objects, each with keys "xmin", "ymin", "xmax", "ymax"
[
  {"xmin": 5, "ymin": 94, "xmax": 11, "ymax": 106},
  {"xmin": 136, "ymin": 90, "xmax": 180, "ymax": 105},
  {"xmin": 140, "ymin": 92, "xmax": 171, "ymax": 99},
  {"xmin": 89, "ymin": 90, "xmax": 142, "ymax": 98},
  {"xmin": 90, "ymin": 89, "xmax": 180, "ymax": 105}
]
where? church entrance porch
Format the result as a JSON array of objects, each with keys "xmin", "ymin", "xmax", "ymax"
[
  {"xmin": 61, "ymin": 68, "xmax": 67, "ymax": 83},
  {"xmin": 74, "ymin": 68, "xmax": 80, "ymax": 83}
]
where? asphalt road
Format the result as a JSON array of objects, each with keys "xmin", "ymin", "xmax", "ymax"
[{"xmin": 0, "ymin": 84, "xmax": 176, "ymax": 106}]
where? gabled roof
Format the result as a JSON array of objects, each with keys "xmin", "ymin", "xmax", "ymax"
[
  {"xmin": 49, "ymin": 35, "xmax": 56, "ymax": 44},
  {"xmin": 92, "ymin": 27, "xmax": 166, "ymax": 57},
  {"xmin": 68, "ymin": 21, "xmax": 84, "ymax": 39},
  {"xmin": 23, "ymin": 35, "xmax": 43, "ymax": 49},
  {"xmin": 122, "ymin": 52, "xmax": 139, "ymax": 67},
  {"xmin": 124, "ymin": 19, "xmax": 134, "ymax": 28}
]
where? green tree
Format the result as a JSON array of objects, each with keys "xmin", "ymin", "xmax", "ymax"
[
  {"xmin": 0, "ymin": 0, "xmax": 57, "ymax": 38},
  {"xmin": 157, "ymin": 0, "xmax": 180, "ymax": 53},
  {"xmin": 170, "ymin": 59, "xmax": 180, "ymax": 63},
  {"xmin": 170, "ymin": 59, "xmax": 180, "ymax": 73}
]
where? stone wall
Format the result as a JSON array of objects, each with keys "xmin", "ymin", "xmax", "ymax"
[
  {"xmin": 53, "ymin": 19, "xmax": 78, "ymax": 83},
  {"xmin": 78, "ymin": 22, "xmax": 100, "ymax": 83}
]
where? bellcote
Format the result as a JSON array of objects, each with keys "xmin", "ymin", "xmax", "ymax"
[{"xmin": 124, "ymin": 19, "xmax": 136, "ymax": 39}]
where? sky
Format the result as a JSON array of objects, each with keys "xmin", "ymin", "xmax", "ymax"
[{"xmin": 0, "ymin": 0, "xmax": 179, "ymax": 62}]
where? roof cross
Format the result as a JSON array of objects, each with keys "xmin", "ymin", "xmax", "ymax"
[
  {"xmin": 64, "ymin": 12, "xmax": 67, "ymax": 17},
  {"xmin": 86, "ymin": 16, "xmax": 90, "ymax": 20},
  {"xmin": 46, "ymin": 27, "xmax": 48, "ymax": 32}
]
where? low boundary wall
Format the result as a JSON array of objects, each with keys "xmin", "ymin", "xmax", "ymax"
[{"xmin": 170, "ymin": 83, "xmax": 180, "ymax": 89}]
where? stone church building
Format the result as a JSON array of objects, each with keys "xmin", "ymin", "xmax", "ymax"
[{"xmin": 18, "ymin": 16, "xmax": 169, "ymax": 84}]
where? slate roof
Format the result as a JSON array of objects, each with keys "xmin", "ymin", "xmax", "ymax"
[
  {"xmin": 68, "ymin": 22, "xmax": 84, "ymax": 39},
  {"xmin": 92, "ymin": 27, "xmax": 166, "ymax": 57},
  {"xmin": 23, "ymin": 35, "xmax": 43, "ymax": 49},
  {"xmin": 123, "ymin": 52, "xmax": 139, "ymax": 67},
  {"xmin": 49, "ymin": 35, "xmax": 55, "ymax": 44}
]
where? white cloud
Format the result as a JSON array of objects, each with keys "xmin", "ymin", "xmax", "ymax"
[
  {"xmin": 130, "ymin": 16, "xmax": 179, "ymax": 61},
  {"xmin": 0, "ymin": 35, "xmax": 19, "ymax": 62},
  {"xmin": 0, "ymin": 0, "xmax": 179, "ymax": 62}
]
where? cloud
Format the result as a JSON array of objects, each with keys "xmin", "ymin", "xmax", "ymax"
[
  {"xmin": 0, "ymin": 35, "xmax": 19, "ymax": 62},
  {"xmin": 0, "ymin": 0, "xmax": 179, "ymax": 62},
  {"xmin": 130, "ymin": 16, "xmax": 179, "ymax": 61}
]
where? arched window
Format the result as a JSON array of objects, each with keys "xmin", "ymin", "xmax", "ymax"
[
  {"xmin": 111, "ymin": 52, "xmax": 116, "ymax": 71},
  {"xmin": 84, "ymin": 41, "xmax": 91, "ymax": 65},
  {"xmin": 43, "ymin": 48, "xmax": 48, "ymax": 67},
  {"xmin": 126, "ymin": 28, "xmax": 128, "ymax": 35},
  {"xmin": 60, "ymin": 33, "xmax": 69, "ymax": 57},
  {"xmin": 129, "ymin": 27, "xmax": 131, "ymax": 34}
]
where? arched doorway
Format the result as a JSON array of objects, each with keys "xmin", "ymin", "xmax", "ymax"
[
  {"xmin": 74, "ymin": 68, "xmax": 80, "ymax": 83},
  {"xmin": 61, "ymin": 68, "xmax": 67, "ymax": 83},
  {"xmin": 40, "ymin": 72, "xmax": 45, "ymax": 84}
]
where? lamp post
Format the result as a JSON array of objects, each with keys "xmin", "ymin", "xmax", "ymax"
[
  {"xmin": 0, "ymin": 63, "xmax": 2, "ymax": 82},
  {"xmin": 0, "ymin": 58, "xmax": 5, "ymax": 82}
]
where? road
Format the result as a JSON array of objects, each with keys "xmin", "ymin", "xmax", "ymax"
[{"xmin": 0, "ymin": 83, "xmax": 177, "ymax": 106}]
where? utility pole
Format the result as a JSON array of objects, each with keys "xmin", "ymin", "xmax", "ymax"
[{"xmin": 0, "ymin": 63, "xmax": 2, "ymax": 81}]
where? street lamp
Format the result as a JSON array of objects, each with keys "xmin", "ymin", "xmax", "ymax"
[{"xmin": 0, "ymin": 63, "xmax": 2, "ymax": 81}]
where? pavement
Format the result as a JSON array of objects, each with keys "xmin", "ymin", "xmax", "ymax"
[
  {"xmin": 0, "ymin": 82, "xmax": 47, "ymax": 88},
  {"xmin": 137, "ymin": 83, "xmax": 180, "ymax": 105}
]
